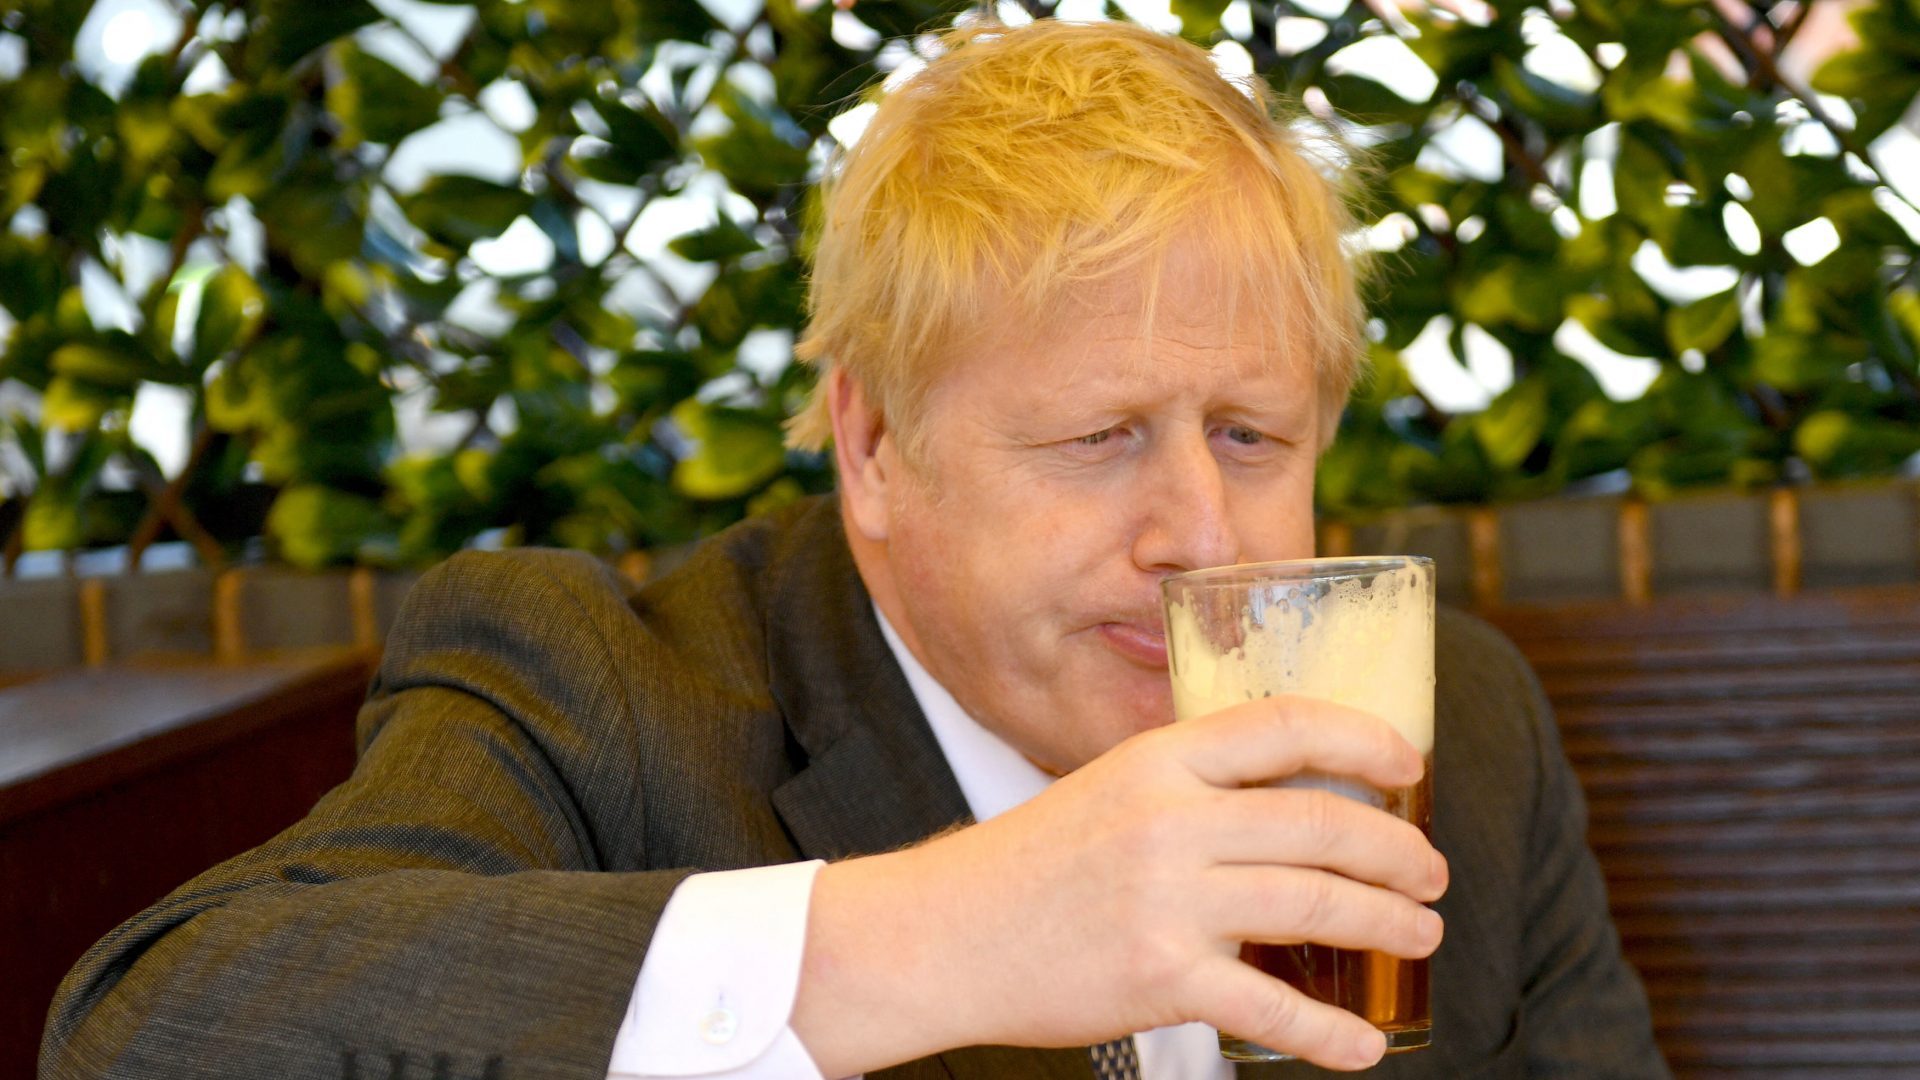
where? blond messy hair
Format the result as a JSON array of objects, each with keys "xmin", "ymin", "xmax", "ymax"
[{"xmin": 785, "ymin": 18, "xmax": 1367, "ymax": 458}]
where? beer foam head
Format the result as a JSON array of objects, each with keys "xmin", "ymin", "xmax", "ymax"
[{"xmin": 1164, "ymin": 558, "xmax": 1434, "ymax": 754}]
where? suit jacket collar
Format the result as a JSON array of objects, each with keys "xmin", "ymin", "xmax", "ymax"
[
  {"xmin": 753, "ymin": 499, "xmax": 1098, "ymax": 1079},
  {"xmin": 762, "ymin": 496, "xmax": 974, "ymax": 860}
]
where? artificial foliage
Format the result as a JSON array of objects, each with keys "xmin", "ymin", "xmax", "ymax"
[{"xmin": 0, "ymin": 0, "xmax": 1916, "ymax": 568}]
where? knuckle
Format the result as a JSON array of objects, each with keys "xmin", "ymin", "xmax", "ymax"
[
  {"xmin": 1122, "ymin": 804, "xmax": 1179, "ymax": 860},
  {"xmin": 1290, "ymin": 871, "xmax": 1338, "ymax": 936},
  {"xmin": 1296, "ymin": 790, "xmax": 1343, "ymax": 852},
  {"xmin": 1393, "ymin": 900, "xmax": 1429, "ymax": 951},
  {"xmin": 1126, "ymin": 930, "xmax": 1189, "ymax": 999},
  {"xmin": 1246, "ymin": 984, "xmax": 1305, "ymax": 1041}
]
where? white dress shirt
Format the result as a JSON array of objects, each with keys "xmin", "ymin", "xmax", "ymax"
[{"xmin": 606, "ymin": 610, "xmax": 1232, "ymax": 1080}]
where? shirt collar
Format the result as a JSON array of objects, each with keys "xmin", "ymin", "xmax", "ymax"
[{"xmin": 873, "ymin": 606, "xmax": 1054, "ymax": 823}]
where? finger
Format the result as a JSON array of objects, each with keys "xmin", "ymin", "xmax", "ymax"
[
  {"xmin": 1207, "ymin": 786, "xmax": 1447, "ymax": 901},
  {"xmin": 1201, "ymin": 865, "xmax": 1444, "ymax": 959},
  {"xmin": 1184, "ymin": 953, "xmax": 1388, "ymax": 1072},
  {"xmin": 1175, "ymin": 695, "xmax": 1425, "ymax": 792}
]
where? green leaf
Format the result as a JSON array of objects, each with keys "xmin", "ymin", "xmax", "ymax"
[
  {"xmin": 1822, "ymin": 188, "xmax": 1912, "ymax": 247},
  {"xmin": 692, "ymin": 263, "xmax": 804, "ymax": 351},
  {"xmin": 255, "ymin": 163, "xmax": 368, "ymax": 276},
  {"xmin": 1890, "ymin": 288, "xmax": 1920, "ymax": 355},
  {"xmin": 1602, "ymin": 69, "xmax": 1704, "ymax": 132},
  {"xmin": 1491, "ymin": 56, "xmax": 1599, "ymax": 134},
  {"xmin": 1665, "ymin": 288, "xmax": 1740, "ymax": 353},
  {"xmin": 1492, "ymin": 194, "xmax": 1561, "ymax": 256},
  {"xmin": 1553, "ymin": 397, "xmax": 1658, "ymax": 479},
  {"xmin": 693, "ymin": 85, "xmax": 812, "ymax": 200},
  {"xmin": 1318, "ymin": 72, "xmax": 1429, "ymax": 124},
  {"xmin": 670, "ymin": 400, "xmax": 787, "ymax": 500},
  {"xmin": 193, "ymin": 265, "xmax": 267, "ymax": 368},
  {"xmin": 0, "ymin": 236, "xmax": 63, "ymax": 320},
  {"xmin": 635, "ymin": 0, "xmax": 724, "ymax": 43},
  {"xmin": 1405, "ymin": 20, "xmax": 1514, "ymax": 85},
  {"xmin": 206, "ymin": 124, "xmax": 290, "ymax": 202},
  {"xmin": 1611, "ymin": 131, "xmax": 1673, "ymax": 231},
  {"xmin": 1654, "ymin": 205, "xmax": 1738, "ymax": 267},
  {"xmin": 23, "ymin": 488, "xmax": 83, "ymax": 550},
  {"xmin": 250, "ymin": 0, "xmax": 385, "ymax": 72},
  {"xmin": 266, "ymin": 485, "xmax": 390, "ymax": 568},
  {"xmin": 42, "ymin": 376, "xmax": 124, "ymax": 431},
  {"xmin": 1739, "ymin": 138, "xmax": 1851, "ymax": 237},
  {"xmin": 668, "ymin": 218, "xmax": 763, "ymax": 262},
  {"xmin": 1628, "ymin": 438, "xmax": 1774, "ymax": 498},
  {"xmin": 1454, "ymin": 257, "xmax": 1568, "ymax": 333},
  {"xmin": 50, "ymin": 338, "xmax": 171, "ymax": 388},
  {"xmin": 1808, "ymin": 25, "xmax": 1920, "ymax": 137},
  {"xmin": 587, "ymin": 96, "xmax": 681, "ymax": 181},
  {"xmin": 1794, "ymin": 409, "xmax": 1920, "ymax": 478},
  {"xmin": 401, "ymin": 175, "xmax": 535, "ymax": 249},
  {"xmin": 610, "ymin": 349, "xmax": 705, "ymax": 417},
  {"xmin": 327, "ymin": 43, "xmax": 445, "ymax": 146},
  {"xmin": 1471, "ymin": 376, "xmax": 1551, "ymax": 471},
  {"xmin": 1173, "ymin": 0, "xmax": 1232, "ymax": 40},
  {"xmin": 530, "ymin": 197, "xmax": 582, "ymax": 264},
  {"xmin": 1752, "ymin": 333, "xmax": 1869, "ymax": 391}
]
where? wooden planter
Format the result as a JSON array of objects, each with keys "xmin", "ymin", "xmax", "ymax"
[{"xmin": 1320, "ymin": 480, "xmax": 1920, "ymax": 608}]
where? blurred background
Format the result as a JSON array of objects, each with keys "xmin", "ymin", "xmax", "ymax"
[
  {"xmin": 3, "ymin": 0, "xmax": 1919, "ymax": 1076},
  {"xmin": 0, "ymin": 0, "xmax": 1915, "ymax": 577}
]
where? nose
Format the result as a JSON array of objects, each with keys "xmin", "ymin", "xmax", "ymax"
[{"xmin": 1131, "ymin": 433, "xmax": 1239, "ymax": 574}]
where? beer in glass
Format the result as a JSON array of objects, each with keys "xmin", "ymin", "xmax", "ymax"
[{"xmin": 1161, "ymin": 556, "xmax": 1435, "ymax": 1062}]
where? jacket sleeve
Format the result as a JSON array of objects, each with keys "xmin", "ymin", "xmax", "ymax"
[
  {"xmin": 41, "ymin": 550, "xmax": 699, "ymax": 1080},
  {"xmin": 1494, "ymin": 625, "xmax": 1671, "ymax": 1079}
]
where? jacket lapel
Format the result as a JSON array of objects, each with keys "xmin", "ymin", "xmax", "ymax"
[
  {"xmin": 763, "ymin": 498, "xmax": 972, "ymax": 859},
  {"xmin": 758, "ymin": 499, "xmax": 1094, "ymax": 1080}
]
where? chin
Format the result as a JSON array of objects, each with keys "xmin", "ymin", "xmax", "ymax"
[{"xmin": 1078, "ymin": 684, "xmax": 1176, "ymax": 757}]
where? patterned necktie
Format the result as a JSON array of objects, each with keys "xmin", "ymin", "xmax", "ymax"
[{"xmin": 1089, "ymin": 1036, "xmax": 1143, "ymax": 1080}]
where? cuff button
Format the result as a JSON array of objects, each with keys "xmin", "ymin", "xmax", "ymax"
[{"xmin": 699, "ymin": 1008, "xmax": 739, "ymax": 1045}]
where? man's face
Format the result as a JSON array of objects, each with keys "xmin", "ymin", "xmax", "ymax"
[{"xmin": 844, "ymin": 272, "xmax": 1323, "ymax": 774}]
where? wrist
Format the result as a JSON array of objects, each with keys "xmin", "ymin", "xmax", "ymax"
[{"xmin": 791, "ymin": 837, "xmax": 996, "ymax": 1074}]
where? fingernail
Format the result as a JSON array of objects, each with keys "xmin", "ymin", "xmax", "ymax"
[
  {"xmin": 1419, "ymin": 908, "xmax": 1443, "ymax": 947},
  {"xmin": 1430, "ymin": 850, "xmax": 1449, "ymax": 892}
]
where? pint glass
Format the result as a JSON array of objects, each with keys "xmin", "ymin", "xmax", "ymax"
[{"xmin": 1161, "ymin": 556, "xmax": 1435, "ymax": 1062}]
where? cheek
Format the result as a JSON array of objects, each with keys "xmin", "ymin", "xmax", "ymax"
[{"xmin": 1231, "ymin": 469, "xmax": 1318, "ymax": 561}]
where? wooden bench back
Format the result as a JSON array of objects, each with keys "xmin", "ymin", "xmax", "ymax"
[{"xmin": 1487, "ymin": 587, "xmax": 1920, "ymax": 1078}]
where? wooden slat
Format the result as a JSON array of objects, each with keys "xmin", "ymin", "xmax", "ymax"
[
  {"xmin": 1555, "ymin": 693, "xmax": 1920, "ymax": 730},
  {"xmin": 1564, "ymin": 724, "xmax": 1920, "ymax": 764},
  {"xmin": 1539, "ymin": 661, "xmax": 1920, "ymax": 704},
  {"xmin": 1654, "ymin": 1006, "xmax": 1920, "ymax": 1038},
  {"xmin": 1680, "ymin": 1070, "xmax": 1920, "ymax": 1080},
  {"xmin": 1489, "ymin": 582, "xmax": 1920, "ymax": 1076},
  {"xmin": 1487, "ymin": 585, "xmax": 1920, "ymax": 640},
  {"xmin": 1638, "ymin": 972, "xmax": 1920, "ymax": 1006},
  {"xmin": 1615, "ymin": 907, "xmax": 1920, "ymax": 940},
  {"xmin": 1520, "ymin": 633, "xmax": 1920, "ymax": 673},
  {"xmin": 1589, "ymin": 813, "xmax": 1920, "ymax": 854},
  {"xmin": 1663, "ymin": 1036, "xmax": 1920, "ymax": 1068},
  {"xmin": 1594, "ymin": 845, "xmax": 1920, "ymax": 882}
]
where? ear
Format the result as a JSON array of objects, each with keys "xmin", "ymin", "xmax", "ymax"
[{"xmin": 827, "ymin": 368, "xmax": 895, "ymax": 543}]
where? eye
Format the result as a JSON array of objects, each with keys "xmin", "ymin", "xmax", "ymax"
[
  {"xmin": 1075, "ymin": 428, "xmax": 1115, "ymax": 447},
  {"xmin": 1223, "ymin": 425, "xmax": 1264, "ymax": 446}
]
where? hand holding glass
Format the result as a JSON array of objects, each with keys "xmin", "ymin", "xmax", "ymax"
[{"xmin": 1161, "ymin": 556, "xmax": 1436, "ymax": 1062}]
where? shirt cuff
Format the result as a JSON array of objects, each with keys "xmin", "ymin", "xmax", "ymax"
[{"xmin": 607, "ymin": 860, "xmax": 829, "ymax": 1079}]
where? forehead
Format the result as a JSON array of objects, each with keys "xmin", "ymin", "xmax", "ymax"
[{"xmin": 931, "ymin": 264, "xmax": 1307, "ymax": 415}]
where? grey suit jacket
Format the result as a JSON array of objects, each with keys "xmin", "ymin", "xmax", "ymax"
[{"xmin": 43, "ymin": 496, "xmax": 1667, "ymax": 1079}]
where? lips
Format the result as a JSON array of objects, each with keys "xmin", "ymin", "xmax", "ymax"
[{"xmin": 1096, "ymin": 619, "xmax": 1168, "ymax": 667}]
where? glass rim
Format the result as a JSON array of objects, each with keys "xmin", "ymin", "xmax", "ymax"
[{"xmin": 1161, "ymin": 555, "xmax": 1433, "ymax": 591}]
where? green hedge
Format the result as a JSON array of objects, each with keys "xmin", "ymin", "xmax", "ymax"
[{"xmin": 0, "ymin": 0, "xmax": 1916, "ymax": 568}]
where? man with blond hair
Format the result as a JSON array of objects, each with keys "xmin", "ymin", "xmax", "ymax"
[{"xmin": 44, "ymin": 19, "xmax": 1665, "ymax": 1080}]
